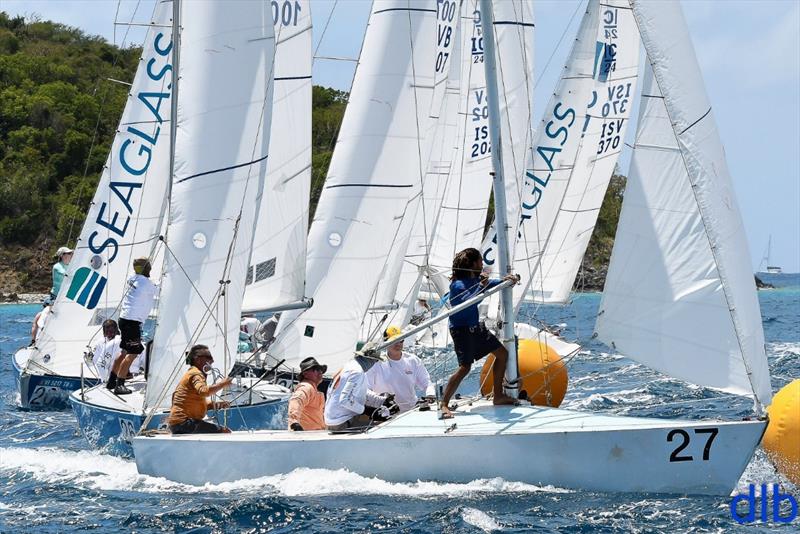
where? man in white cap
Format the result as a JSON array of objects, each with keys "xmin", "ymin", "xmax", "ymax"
[
  {"xmin": 367, "ymin": 325, "xmax": 434, "ymax": 413},
  {"xmin": 51, "ymin": 246, "xmax": 73, "ymax": 298}
]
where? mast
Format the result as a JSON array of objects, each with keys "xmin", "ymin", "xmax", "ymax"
[
  {"xmin": 478, "ymin": 0, "xmax": 518, "ymax": 394},
  {"xmin": 167, "ymin": 0, "xmax": 180, "ymax": 218}
]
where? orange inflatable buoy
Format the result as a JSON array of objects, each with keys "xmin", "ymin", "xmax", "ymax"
[
  {"xmin": 762, "ymin": 379, "xmax": 800, "ymax": 485},
  {"xmin": 480, "ymin": 338, "xmax": 568, "ymax": 407}
]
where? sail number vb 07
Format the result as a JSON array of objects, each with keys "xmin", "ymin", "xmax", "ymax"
[{"xmin": 667, "ymin": 427, "xmax": 719, "ymax": 462}]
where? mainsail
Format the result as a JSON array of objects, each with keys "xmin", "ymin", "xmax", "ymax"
[
  {"xmin": 521, "ymin": 0, "xmax": 639, "ymax": 305},
  {"xmin": 144, "ymin": 1, "xmax": 275, "ymax": 412},
  {"xmin": 595, "ymin": 0, "xmax": 771, "ymax": 407},
  {"xmin": 272, "ymin": 0, "xmax": 449, "ymax": 372},
  {"xmin": 242, "ymin": 0, "xmax": 312, "ymax": 314},
  {"xmin": 28, "ymin": 1, "xmax": 173, "ymax": 378}
]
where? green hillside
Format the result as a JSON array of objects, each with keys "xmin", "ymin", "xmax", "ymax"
[{"xmin": 0, "ymin": 13, "xmax": 619, "ymax": 295}]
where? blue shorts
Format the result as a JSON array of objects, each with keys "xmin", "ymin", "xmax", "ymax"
[{"xmin": 450, "ymin": 323, "xmax": 502, "ymax": 367}]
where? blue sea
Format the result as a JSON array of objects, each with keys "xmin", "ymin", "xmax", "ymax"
[{"xmin": 1, "ymin": 274, "xmax": 798, "ymax": 532}]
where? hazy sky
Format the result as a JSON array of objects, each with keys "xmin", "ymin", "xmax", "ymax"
[{"xmin": 4, "ymin": 0, "xmax": 799, "ymax": 272}]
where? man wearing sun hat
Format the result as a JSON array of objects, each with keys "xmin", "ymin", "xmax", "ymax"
[
  {"xmin": 367, "ymin": 325, "xmax": 434, "ymax": 413},
  {"xmin": 288, "ymin": 356, "xmax": 328, "ymax": 431}
]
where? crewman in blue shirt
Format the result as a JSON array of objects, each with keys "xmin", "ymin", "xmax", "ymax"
[{"xmin": 440, "ymin": 247, "xmax": 519, "ymax": 418}]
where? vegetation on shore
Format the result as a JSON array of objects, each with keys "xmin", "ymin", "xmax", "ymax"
[{"xmin": 0, "ymin": 13, "xmax": 620, "ymax": 296}]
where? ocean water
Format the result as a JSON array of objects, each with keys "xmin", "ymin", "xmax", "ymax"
[{"xmin": 1, "ymin": 277, "xmax": 798, "ymax": 532}]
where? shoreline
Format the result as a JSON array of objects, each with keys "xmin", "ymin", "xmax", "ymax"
[{"xmin": 0, "ymin": 293, "xmax": 49, "ymax": 305}]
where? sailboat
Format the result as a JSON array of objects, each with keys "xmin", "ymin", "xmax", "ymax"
[
  {"xmin": 759, "ymin": 236, "xmax": 782, "ymax": 274},
  {"xmin": 133, "ymin": 0, "xmax": 771, "ymax": 496},
  {"xmin": 68, "ymin": 0, "xmax": 297, "ymax": 454},
  {"xmin": 11, "ymin": 3, "xmax": 175, "ymax": 409}
]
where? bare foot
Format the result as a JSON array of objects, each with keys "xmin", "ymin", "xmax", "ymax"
[
  {"xmin": 493, "ymin": 394, "xmax": 518, "ymax": 406},
  {"xmin": 439, "ymin": 405, "xmax": 455, "ymax": 419}
]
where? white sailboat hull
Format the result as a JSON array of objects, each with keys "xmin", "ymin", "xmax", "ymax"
[{"xmin": 133, "ymin": 401, "xmax": 765, "ymax": 495}]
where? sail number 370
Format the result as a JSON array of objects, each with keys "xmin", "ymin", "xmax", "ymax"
[{"xmin": 667, "ymin": 427, "xmax": 719, "ymax": 462}]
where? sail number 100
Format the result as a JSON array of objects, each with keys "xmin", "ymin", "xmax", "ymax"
[
  {"xmin": 667, "ymin": 427, "xmax": 719, "ymax": 462},
  {"xmin": 272, "ymin": 0, "xmax": 301, "ymax": 27}
]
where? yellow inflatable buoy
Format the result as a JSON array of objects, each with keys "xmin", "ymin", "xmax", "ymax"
[
  {"xmin": 762, "ymin": 379, "xmax": 800, "ymax": 485},
  {"xmin": 479, "ymin": 338, "xmax": 568, "ymax": 407}
]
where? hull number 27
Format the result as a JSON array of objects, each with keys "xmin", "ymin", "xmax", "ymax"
[{"xmin": 667, "ymin": 427, "xmax": 719, "ymax": 462}]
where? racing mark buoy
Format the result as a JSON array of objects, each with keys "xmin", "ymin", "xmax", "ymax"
[
  {"xmin": 480, "ymin": 338, "xmax": 568, "ymax": 407},
  {"xmin": 762, "ymin": 379, "xmax": 800, "ymax": 485}
]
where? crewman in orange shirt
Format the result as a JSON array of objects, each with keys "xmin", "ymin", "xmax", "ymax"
[{"xmin": 288, "ymin": 357, "xmax": 327, "ymax": 431}]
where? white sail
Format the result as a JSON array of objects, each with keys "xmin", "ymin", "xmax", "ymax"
[
  {"xmin": 144, "ymin": 1, "xmax": 275, "ymax": 412},
  {"xmin": 371, "ymin": 0, "xmax": 460, "ymax": 312},
  {"xmin": 426, "ymin": 0, "xmax": 500, "ymax": 286},
  {"xmin": 272, "ymin": 1, "xmax": 447, "ymax": 371},
  {"xmin": 520, "ymin": 0, "xmax": 639, "ymax": 305},
  {"xmin": 28, "ymin": 2, "xmax": 173, "ymax": 378},
  {"xmin": 595, "ymin": 0, "xmax": 771, "ymax": 407},
  {"xmin": 478, "ymin": 0, "xmax": 535, "ymax": 276},
  {"xmin": 242, "ymin": 0, "xmax": 312, "ymax": 314},
  {"xmin": 388, "ymin": 66, "xmax": 463, "ymax": 328}
]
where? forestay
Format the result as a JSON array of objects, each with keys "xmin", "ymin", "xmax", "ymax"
[
  {"xmin": 242, "ymin": 0, "xmax": 312, "ymax": 314},
  {"xmin": 272, "ymin": 1, "xmax": 447, "ymax": 372},
  {"xmin": 28, "ymin": 1, "xmax": 173, "ymax": 378},
  {"xmin": 522, "ymin": 0, "xmax": 639, "ymax": 305},
  {"xmin": 144, "ymin": 1, "xmax": 275, "ymax": 412},
  {"xmin": 595, "ymin": 0, "xmax": 771, "ymax": 407}
]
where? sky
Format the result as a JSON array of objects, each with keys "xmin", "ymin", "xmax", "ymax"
[{"xmin": 3, "ymin": 0, "xmax": 799, "ymax": 272}]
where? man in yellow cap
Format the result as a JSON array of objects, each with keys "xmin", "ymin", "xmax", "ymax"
[{"xmin": 366, "ymin": 325, "xmax": 434, "ymax": 413}]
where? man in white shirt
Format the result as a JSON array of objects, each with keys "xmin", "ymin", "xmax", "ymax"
[
  {"xmin": 324, "ymin": 347, "xmax": 395, "ymax": 431},
  {"xmin": 108, "ymin": 257, "xmax": 158, "ymax": 395},
  {"xmin": 91, "ymin": 319, "xmax": 121, "ymax": 382},
  {"xmin": 367, "ymin": 325, "xmax": 434, "ymax": 412}
]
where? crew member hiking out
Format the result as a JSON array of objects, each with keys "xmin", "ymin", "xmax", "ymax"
[
  {"xmin": 440, "ymin": 247, "xmax": 519, "ymax": 419},
  {"xmin": 106, "ymin": 257, "xmax": 158, "ymax": 395}
]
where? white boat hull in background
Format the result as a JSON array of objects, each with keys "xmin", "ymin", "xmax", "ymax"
[{"xmin": 133, "ymin": 400, "xmax": 765, "ymax": 495}]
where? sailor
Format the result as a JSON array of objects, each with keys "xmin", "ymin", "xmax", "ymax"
[
  {"xmin": 366, "ymin": 325, "xmax": 434, "ymax": 413},
  {"xmin": 166, "ymin": 344, "xmax": 233, "ymax": 434},
  {"xmin": 410, "ymin": 298, "xmax": 431, "ymax": 325},
  {"xmin": 106, "ymin": 257, "xmax": 158, "ymax": 395},
  {"xmin": 29, "ymin": 296, "xmax": 53, "ymax": 346},
  {"xmin": 287, "ymin": 356, "xmax": 327, "ymax": 431},
  {"xmin": 256, "ymin": 312, "xmax": 280, "ymax": 348},
  {"xmin": 440, "ymin": 247, "xmax": 519, "ymax": 418},
  {"xmin": 89, "ymin": 319, "xmax": 120, "ymax": 382},
  {"xmin": 239, "ymin": 314, "xmax": 261, "ymax": 349},
  {"xmin": 51, "ymin": 246, "xmax": 73, "ymax": 298},
  {"xmin": 324, "ymin": 346, "xmax": 396, "ymax": 431}
]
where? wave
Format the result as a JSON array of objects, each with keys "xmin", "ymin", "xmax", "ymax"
[
  {"xmin": 0, "ymin": 446, "xmax": 572, "ymax": 497},
  {"xmin": 461, "ymin": 507, "xmax": 503, "ymax": 532}
]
